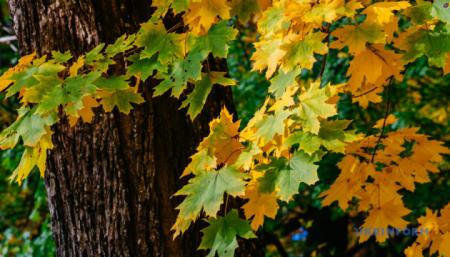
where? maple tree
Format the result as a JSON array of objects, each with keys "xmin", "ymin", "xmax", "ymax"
[{"xmin": 1, "ymin": 0, "xmax": 450, "ymax": 256}]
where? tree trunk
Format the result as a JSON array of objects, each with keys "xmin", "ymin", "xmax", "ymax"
[{"xmin": 8, "ymin": 0, "xmax": 263, "ymax": 256}]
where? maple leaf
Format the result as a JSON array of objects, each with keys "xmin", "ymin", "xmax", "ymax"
[
  {"xmin": 94, "ymin": 76, "xmax": 129, "ymax": 90},
  {"xmin": 404, "ymin": 243, "xmax": 424, "ymax": 257},
  {"xmin": 347, "ymin": 44, "xmax": 403, "ymax": 92},
  {"xmin": 243, "ymin": 182, "xmax": 278, "ymax": 230},
  {"xmin": 9, "ymin": 128, "xmax": 53, "ymax": 184},
  {"xmin": 362, "ymin": 1, "xmax": 411, "ymax": 25},
  {"xmin": 184, "ymin": 0, "xmax": 231, "ymax": 35},
  {"xmin": 395, "ymin": 28, "xmax": 450, "ymax": 67},
  {"xmin": 251, "ymin": 38, "xmax": 286, "ymax": 78},
  {"xmin": 258, "ymin": 4, "xmax": 287, "ymax": 36},
  {"xmin": 276, "ymin": 151, "xmax": 319, "ymax": 201},
  {"xmin": 99, "ymin": 88, "xmax": 145, "ymax": 114},
  {"xmin": 181, "ymin": 72, "xmax": 235, "ymax": 120},
  {"xmin": 69, "ymin": 56, "xmax": 85, "ymax": 77},
  {"xmin": 51, "ymin": 50, "xmax": 73, "ymax": 63},
  {"xmin": 331, "ymin": 22, "xmax": 385, "ymax": 55},
  {"xmin": 281, "ymin": 32, "xmax": 328, "ymax": 72},
  {"xmin": 126, "ymin": 54, "xmax": 161, "ymax": 81},
  {"xmin": 182, "ymin": 150, "xmax": 217, "ymax": 177},
  {"xmin": 269, "ymin": 69, "xmax": 299, "ymax": 99},
  {"xmin": 199, "ymin": 108, "xmax": 243, "ymax": 166},
  {"xmin": 154, "ymin": 51, "xmax": 205, "ymax": 97},
  {"xmin": 135, "ymin": 21, "xmax": 185, "ymax": 64},
  {"xmin": 320, "ymin": 155, "xmax": 369, "ymax": 210},
  {"xmin": 68, "ymin": 96, "xmax": 100, "ymax": 126},
  {"xmin": 0, "ymin": 52, "xmax": 36, "ymax": 92},
  {"xmin": 189, "ymin": 20, "xmax": 238, "ymax": 58},
  {"xmin": 303, "ymin": 0, "xmax": 340, "ymax": 26},
  {"xmin": 199, "ymin": 209, "xmax": 255, "ymax": 257},
  {"xmin": 359, "ymin": 198, "xmax": 410, "ymax": 243},
  {"xmin": 252, "ymin": 109, "xmax": 290, "ymax": 143},
  {"xmin": 172, "ymin": 166, "xmax": 246, "ymax": 237},
  {"xmin": 285, "ymin": 120, "xmax": 358, "ymax": 154},
  {"xmin": 297, "ymin": 82, "xmax": 337, "ymax": 134}
]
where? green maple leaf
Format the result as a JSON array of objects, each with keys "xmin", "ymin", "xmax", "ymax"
[
  {"xmin": 181, "ymin": 74, "xmax": 213, "ymax": 120},
  {"xmin": 7, "ymin": 67, "xmax": 39, "ymax": 97},
  {"xmin": 136, "ymin": 21, "xmax": 184, "ymax": 64},
  {"xmin": 190, "ymin": 20, "xmax": 238, "ymax": 58},
  {"xmin": 17, "ymin": 112, "xmax": 56, "ymax": 147},
  {"xmin": 256, "ymin": 152, "xmax": 319, "ymax": 201},
  {"xmin": 173, "ymin": 166, "xmax": 246, "ymax": 235},
  {"xmin": 63, "ymin": 73, "xmax": 100, "ymax": 103},
  {"xmin": 282, "ymin": 32, "xmax": 328, "ymax": 71},
  {"xmin": 105, "ymin": 34, "xmax": 136, "ymax": 57},
  {"xmin": 285, "ymin": 120, "xmax": 357, "ymax": 154},
  {"xmin": 253, "ymin": 109, "xmax": 291, "ymax": 141},
  {"xmin": 257, "ymin": 158, "xmax": 287, "ymax": 193},
  {"xmin": 100, "ymin": 88, "xmax": 145, "ymax": 114},
  {"xmin": 404, "ymin": 2, "xmax": 433, "ymax": 25},
  {"xmin": 127, "ymin": 54, "xmax": 162, "ymax": 80},
  {"xmin": 35, "ymin": 85, "xmax": 65, "ymax": 115},
  {"xmin": 22, "ymin": 74, "xmax": 62, "ymax": 104},
  {"xmin": 298, "ymin": 83, "xmax": 337, "ymax": 134},
  {"xmin": 94, "ymin": 76, "xmax": 129, "ymax": 90},
  {"xmin": 51, "ymin": 50, "xmax": 73, "ymax": 63},
  {"xmin": 85, "ymin": 44, "xmax": 105, "ymax": 64},
  {"xmin": 154, "ymin": 51, "xmax": 205, "ymax": 97},
  {"xmin": 276, "ymin": 151, "xmax": 319, "ymax": 201},
  {"xmin": 172, "ymin": 0, "xmax": 189, "ymax": 13},
  {"xmin": 199, "ymin": 209, "xmax": 256, "ymax": 257},
  {"xmin": 269, "ymin": 69, "xmax": 299, "ymax": 99}
]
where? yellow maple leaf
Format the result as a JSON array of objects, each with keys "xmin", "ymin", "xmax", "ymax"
[
  {"xmin": 200, "ymin": 108, "xmax": 243, "ymax": 165},
  {"xmin": 374, "ymin": 114, "xmax": 397, "ymax": 128},
  {"xmin": 68, "ymin": 96, "xmax": 100, "ymax": 126},
  {"xmin": 69, "ymin": 56, "xmax": 85, "ymax": 77},
  {"xmin": 251, "ymin": 38, "xmax": 286, "ymax": 78},
  {"xmin": 10, "ymin": 128, "xmax": 53, "ymax": 184},
  {"xmin": 359, "ymin": 198, "xmax": 409, "ymax": 243},
  {"xmin": 331, "ymin": 22, "xmax": 385, "ymax": 55},
  {"xmin": 0, "ymin": 52, "xmax": 36, "ymax": 92},
  {"xmin": 320, "ymin": 155, "xmax": 367, "ymax": 209},
  {"xmin": 404, "ymin": 243, "xmax": 424, "ymax": 257},
  {"xmin": 363, "ymin": 1, "xmax": 411, "ymax": 25},
  {"xmin": 243, "ymin": 182, "xmax": 278, "ymax": 230},
  {"xmin": 347, "ymin": 44, "xmax": 403, "ymax": 92},
  {"xmin": 439, "ymin": 233, "xmax": 450, "ymax": 257},
  {"xmin": 351, "ymin": 83, "xmax": 383, "ymax": 108},
  {"xmin": 184, "ymin": 0, "xmax": 230, "ymax": 35}
]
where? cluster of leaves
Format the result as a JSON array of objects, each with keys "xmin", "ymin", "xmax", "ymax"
[
  {"xmin": 0, "ymin": 2, "xmax": 55, "ymax": 255},
  {"xmin": 1, "ymin": 0, "xmax": 450, "ymax": 256}
]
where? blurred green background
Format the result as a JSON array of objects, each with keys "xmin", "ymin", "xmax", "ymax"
[{"xmin": 1, "ymin": 2, "xmax": 449, "ymax": 257}]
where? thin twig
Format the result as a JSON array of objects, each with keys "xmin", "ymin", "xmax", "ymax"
[
  {"xmin": 0, "ymin": 35, "xmax": 16, "ymax": 44},
  {"xmin": 371, "ymin": 77, "xmax": 394, "ymax": 163},
  {"xmin": 352, "ymin": 86, "xmax": 378, "ymax": 98}
]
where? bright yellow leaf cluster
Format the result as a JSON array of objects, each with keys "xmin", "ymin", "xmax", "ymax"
[{"xmin": 321, "ymin": 118, "xmax": 450, "ymax": 245}]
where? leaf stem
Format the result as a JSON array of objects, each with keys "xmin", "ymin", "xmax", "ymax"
[{"xmin": 371, "ymin": 77, "xmax": 393, "ymax": 163}]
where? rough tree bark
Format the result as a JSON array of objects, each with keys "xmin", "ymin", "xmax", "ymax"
[{"xmin": 8, "ymin": 0, "xmax": 263, "ymax": 256}]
